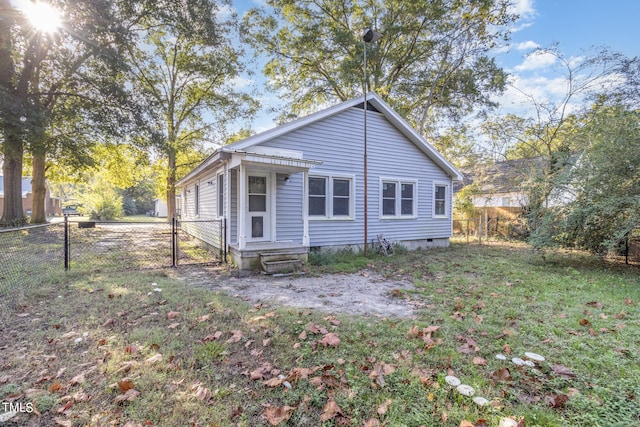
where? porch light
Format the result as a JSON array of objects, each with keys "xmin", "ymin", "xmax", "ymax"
[{"xmin": 363, "ymin": 28, "xmax": 382, "ymax": 255}]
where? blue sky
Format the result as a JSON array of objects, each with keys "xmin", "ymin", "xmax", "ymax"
[{"xmin": 231, "ymin": 0, "xmax": 640, "ymax": 132}]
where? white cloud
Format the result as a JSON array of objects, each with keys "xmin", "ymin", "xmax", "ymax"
[
  {"xmin": 214, "ymin": 4, "xmax": 236, "ymax": 20},
  {"xmin": 514, "ymin": 51, "xmax": 558, "ymax": 71},
  {"xmin": 516, "ymin": 41, "xmax": 539, "ymax": 50},
  {"xmin": 508, "ymin": 0, "xmax": 536, "ymax": 20},
  {"xmin": 229, "ymin": 76, "xmax": 254, "ymax": 89}
]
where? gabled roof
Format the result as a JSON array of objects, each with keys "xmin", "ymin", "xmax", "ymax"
[{"xmin": 178, "ymin": 92, "xmax": 463, "ymax": 184}]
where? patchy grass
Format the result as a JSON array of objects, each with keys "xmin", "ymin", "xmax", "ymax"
[{"xmin": 0, "ymin": 243, "xmax": 638, "ymax": 426}]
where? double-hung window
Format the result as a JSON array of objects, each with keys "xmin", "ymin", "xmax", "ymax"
[
  {"xmin": 380, "ymin": 179, "xmax": 417, "ymax": 218},
  {"xmin": 434, "ymin": 183, "xmax": 448, "ymax": 217},
  {"xmin": 308, "ymin": 175, "xmax": 354, "ymax": 219}
]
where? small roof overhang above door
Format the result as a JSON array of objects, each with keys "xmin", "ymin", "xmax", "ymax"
[{"xmin": 225, "ymin": 147, "xmax": 322, "ymax": 173}]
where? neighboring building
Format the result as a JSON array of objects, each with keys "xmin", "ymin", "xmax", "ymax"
[
  {"xmin": 458, "ymin": 156, "xmax": 577, "ymax": 219},
  {"xmin": 0, "ymin": 176, "xmax": 62, "ymax": 218},
  {"xmin": 153, "ymin": 199, "xmax": 168, "ymax": 217},
  {"xmin": 177, "ymin": 93, "xmax": 463, "ymax": 269}
]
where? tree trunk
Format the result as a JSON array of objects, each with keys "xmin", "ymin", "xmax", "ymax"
[
  {"xmin": 166, "ymin": 152, "xmax": 177, "ymax": 221},
  {"xmin": 1, "ymin": 144, "xmax": 25, "ymax": 226},
  {"xmin": 30, "ymin": 149, "xmax": 48, "ymax": 223}
]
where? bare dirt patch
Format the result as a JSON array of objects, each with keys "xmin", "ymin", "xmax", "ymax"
[{"xmin": 176, "ymin": 267, "xmax": 423, "ymax": 318}]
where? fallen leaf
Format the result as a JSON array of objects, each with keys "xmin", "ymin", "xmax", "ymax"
[
  {"xmin": 491, "ymin": 368, "xmax": 512, "ymax": 382},
  {"xmin": 319, "ymin": 333, "xmax": 340, "ymax": 347},
  {"xmin": 69, "ymin": 373, "xmax": 85, "ymax": 386},
  {"xmin": 586, "ymin": 301, "xmax": 603, "ymax": 308},
  {"xmin": 545, "ymin": 393, "xmax": 569, "ymax": 408},
  {"xmin": 54, "ymin": 418, "xmax": 72, "ymax": 427},
  {"xmin": 196, "ymin": 314, "xmax": 211, "ymax": 322},
  {"xmin": 145, "ymin": 354, "xmax": 163, "ymax": 365},
  {"xmin": 118, "ymin": 380, "xmax": 135, "ymax": 393},
  {"xmin": 226, "ymin": 330, "xmax": 244, "ymax": 344},
  {"xmin": 263, "ymin": 377, "xmax": 283, "ymax": 388},
  {"xmin": 203, "ymin": 331, "xmax": 223, "ymax": 342},
  {"xmin": 377, "ymin": 399, "xmax": 392, "ymax": 415},
  {"xmin": 472, "ymin": 357, "xmax": 487, "ymax": 366},
  {"xmin": 191, "ymin": 384, "xmax": 211, "ymax": 401},
  {"xmin": 460, "ymin": 421, "xmax": 475, "ymax": 427},
  {"xmin": 167, "ymin": 322, "xmax": 180, "ymax": 329},
  {"xmin": 49, "ymin": 382, "xmax": 63, "ymax": 392},
  {"xmin": 320, "ymin": 399, "xmax": 343, "ymax": 422},
  {"xmin": 364, "ymin": 419, "xmax": 382, "ymax": 427},
  {"xmin": 552, "ymin": 364, "xmax": 576, "ymax": 378},
  {"xmin": 263, "ymin": 405, "xmax": 295, "ymax": 426},
  {"xmin": 167, "ymin": 311, "xmax": 180, "ymax": 320},
  {"xmin": 579, "ymin": 318, "xmax": 591, "ymax": 326},
  {"xmin": 114, "ymin": 388, "xmax": 140, "ymax": 404}
]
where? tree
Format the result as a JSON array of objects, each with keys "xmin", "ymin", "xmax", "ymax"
[
  {"xmin": 130, "ymin": 2, "xmax": 256, "ymax": 219},
  {"xmin": 530, "ymin": 104, "xmax": 640, "ymax": 253},
  {"xmin": 242, "ymin": 0, "xmax": 514, "ymax": 134},
  {"xmin": 0, "ymin": 0, "xmax": 140, "ymax": 225}
]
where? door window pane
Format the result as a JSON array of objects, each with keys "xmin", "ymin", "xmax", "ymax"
[
  {"xmin": 249, "ymin": 195, "xmax": 266, "ymax": 212},
  {"xmin": 249, "ymin": 176, "xmax": 266, "ymax": 194},
  {"xmin": 251, "ymin": 216, "xmax": 264, "ymax": 238}
]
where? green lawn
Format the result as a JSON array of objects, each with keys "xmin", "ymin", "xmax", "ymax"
[{"xmin": 1, "ymin": 243, "xmax": 638, "ymax": 426}]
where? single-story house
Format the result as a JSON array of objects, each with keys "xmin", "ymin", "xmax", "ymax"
[
  {"xmin": 458, "ymin": 156, "xmax": 577, "ymax": 219},
  {"xmin": 0, "ymin": 176, "xmax": 62, "ymax": 218},
  {"xmin": 176, "ymin": 92, "xmax": 463, "ymax": 269}
]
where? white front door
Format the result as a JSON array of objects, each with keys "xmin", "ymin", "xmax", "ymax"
[{"xmin": 246, "ymin": 173, "xmax": 271, "ymax": 242}]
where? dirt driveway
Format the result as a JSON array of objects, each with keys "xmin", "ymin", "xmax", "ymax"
[{"xmin": 178, "ymin": 267, "xmax": 424, "ymax": 318}]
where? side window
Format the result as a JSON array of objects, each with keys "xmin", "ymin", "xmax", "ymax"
[
  {"xmin": 434, "ymin": 184, "xmax": 447, "ymax": 217},
  {"xmin": 309, "ymin": 177, "xmax": 327, "ymax": 216}
]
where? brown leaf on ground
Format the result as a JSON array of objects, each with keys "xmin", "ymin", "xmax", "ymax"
[
  {"xmin": 167, "ymin": 311, "xmax": 180, "ymax": 320},
  {"xmin": 491, "ymin": 368, "xmax": 512, "ymax": 382},
  {"xmin": 191, "ymin": 383, "xmax": 211, "ymax": 401},
  {"xmin": 545, "ymin": 393, "xmax": 569, "ymax": 408},
  {"xmin": 117, "ymin": 380, "xmax": 135, "ymax": 393},
  {"xmin": 263, "ymin": 405, "xmax": 295, "ymax": 426},
  {"xmin": 49, "ymin": 382, "xmax": 63, "ymax": 392},
  {"xmin": 586, "ymin": 301, "xmax": 603, "ymax": 308},
  {"xmin": 472, "ymin": 356, "xmax": 487, "ymax": 366},
  {"xmin": 167, "ymin": 322, "xmax": 180, "ymax": 329},
  {"xmin": 263, "ymin": 377, "xmax": 283, "ymax": 388},
  {"xmin": 320, "ymin": 399, "xmax": 343, "ymax": 422},
  {"xmin": 377, "ymin": 399, "xmax": 392, "ymax": 415},
  {"xmin": 54, "ymin": 418, "xmax": 72, "ymax": 427},
  {"xmin": 319, "ymin": 333, "xmax": 341, "ymax": 347},
  {"xmin": 195, "ymin": 314, "xmax": 211, "ymax": 322},
  {"xmin": 203, "ymin": 331, "xmax": 223, "ymax": 342},
  {"xmin": 579, "ymin": 318, "xmax": 591, "ymax": 326},
  {"xmin": 364, "ymin": 419, "xmax": 382, "ymax": 427},
  {"xmin": 69, "ymin": 373, "xmax": 85, "ymax": 386},
  {"xmin": 145, "ymin": 354, "xmax": 163, "ymax": 365},
  {"xmin": 460, "ymin": 421, "xmax": 475, "ymax": 427},
  {"xmin": 226, "ymin": 330, "xmax": 244, "ymax": 343},
  {"xmin": 552, "ymin": 364, "xmax": 576, "ymax": 378},
  {"xmin": 114, "ymin": 389, "xmax": 140, "ymax": 404}
]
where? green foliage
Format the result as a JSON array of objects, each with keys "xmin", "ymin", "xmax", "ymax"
[
  {"xmin": 242, "ymin": 0, "xmax": 514, "ymax": 134},
  {"xmin": 79, "ymin": 174, "xmax": 124, "ymax": 220},
  {"xmin": 194, "ymin": 341, "xmax": 226, "ymax": 365},
  {"xmin": 529, "ymin": 104, "xmax": 640, "ymax": 253}
]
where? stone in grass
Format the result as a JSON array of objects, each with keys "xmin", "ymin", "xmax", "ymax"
[
  {"xmin": 456, "ymin": 384, "xmax": 475, "ymax": 397},
  {"xmin": 524, "ymin": 352, "xmax": 545, "ymax": 362},
  {"xmin": 495, "ymin": 354, "xmax": 507, "ymax": 361},
  {"xmin": 473, "ymin": 396, "xmax": 489, "ymax": 406},
  {"xmin": 511, "ymin": 357, "xmax": 525, "ymax": 366},
  {"xmin": 445, "ymin": 375, "xmax": 461, "ymax": 387}
]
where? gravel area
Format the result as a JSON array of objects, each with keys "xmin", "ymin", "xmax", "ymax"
[{"xmin": 178, "ymin": 267, "xmax": 423, "ymax": 318}]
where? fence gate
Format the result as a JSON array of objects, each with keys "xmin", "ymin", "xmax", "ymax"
[{"xmin": 63, "ymin": 218, "xmax": 225, "ymax": 272}]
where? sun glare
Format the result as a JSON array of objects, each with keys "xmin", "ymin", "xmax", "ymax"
[{"xmin": 18, "ymin": 1, "xmax": 62, "ymax": 33}]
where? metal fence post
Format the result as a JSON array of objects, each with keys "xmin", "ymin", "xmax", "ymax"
[
  {"xmin": 171, "ymin": 217, "xmax": 177, "ymax": 268},
  {"xmin": 64, "ymin": 215, "xmax": 70, "ymax": 270}
]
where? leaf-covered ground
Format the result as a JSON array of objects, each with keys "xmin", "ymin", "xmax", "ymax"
[{"xmin": 0, "ymin": 243, "xmax": 639, "ymax": 426}]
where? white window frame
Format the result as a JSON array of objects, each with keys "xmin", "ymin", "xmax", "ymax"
[
  {"xmin": 379, "ymin": 177, "xmax": 418, "ymax": 219},
  {"xmin": 217, "ymin": 172, "xmax": 224, "ymax": 218},
  {"xmin": 308, "ymin": 173, "xmax": 355, "ymax": 220},
  {"xmin": 433, "ymin": 182, "xmax": 449, "ymax": 218},
  {"xmin": 194, "ymin": 182, "xmax": 200, "ymax": 217}
]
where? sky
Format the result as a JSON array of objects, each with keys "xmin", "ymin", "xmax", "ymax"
[{"xmin": 231, "ymin": 0, "xmax": 640, "ymax": 133}]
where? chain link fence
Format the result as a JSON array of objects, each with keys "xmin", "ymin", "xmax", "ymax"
[
  {"xmin": 453, "ymin": 217, "xmax": 528, "ymax": 243},
  {"xmin": 1, "ymin": 218, "xmax": 226, "ymax": 314}
]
